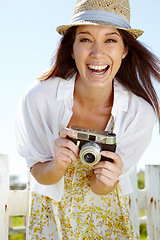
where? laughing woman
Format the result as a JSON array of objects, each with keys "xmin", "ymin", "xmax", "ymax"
[{"xmin": 16, "ymin": 0, "xmax": 160, "ymax": 239}]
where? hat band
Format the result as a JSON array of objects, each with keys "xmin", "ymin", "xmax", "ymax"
[{"xmin": 71, "ymin": 10, "xmax": 131, "ymax": 29}]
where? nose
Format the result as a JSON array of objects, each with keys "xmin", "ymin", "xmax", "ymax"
[{"xmin": 90, "ymin": 42, "xmax": 106, "ymax": 58}]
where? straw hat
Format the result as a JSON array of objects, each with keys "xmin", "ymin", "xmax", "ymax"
[{"xmin": 56, "ymin": 0, "xmax": 143, "ymax": 39}]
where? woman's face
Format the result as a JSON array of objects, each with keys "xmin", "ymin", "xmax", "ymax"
[{"xmin": 72, "ymin": 25, "xmax": 128, "ymax": 89}]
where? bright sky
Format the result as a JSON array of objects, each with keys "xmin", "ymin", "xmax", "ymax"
[{"xmin": 1, "ymin": 0, "xmax": 160, "ymax": 183}]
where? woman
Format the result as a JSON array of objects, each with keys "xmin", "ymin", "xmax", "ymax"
[{"xmin": 16, "ymin": 0, "xmax": 160, "ymax": 239}]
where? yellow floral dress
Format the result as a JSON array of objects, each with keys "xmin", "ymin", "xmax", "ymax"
[
  {"xmin": 29, "ymin": 159, "xmax": 136, "ymax": 240},
  {"xmin": 29, "ymin": 117, "xmax": 136, "ymax": 239}
]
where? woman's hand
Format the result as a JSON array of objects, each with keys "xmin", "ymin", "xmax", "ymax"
[
  {"xmin": 31, "ymin": 127, "xmax": 79, "ymax": 185},
  {"xmin": 90, "ymin": 151, "xmax": 123, "ymax": 195},
  {"xmin": 54, "ymin": 127, "xmax": 79, "ymax": 172}
]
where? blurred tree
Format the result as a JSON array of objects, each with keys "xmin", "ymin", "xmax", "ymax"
[{"xmin": 10, "ymin": 175, "xmax": 26, "ymax": 190}]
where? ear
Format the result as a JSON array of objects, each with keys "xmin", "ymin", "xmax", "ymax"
[
  {"xmin": 71, "ymin": 51, "xmax": 75, "ymax": 59},
  {"xmin": 122, "ymin": 47, "xmax": 128, "ymax": 59}
]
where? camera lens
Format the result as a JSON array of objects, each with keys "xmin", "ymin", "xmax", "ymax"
[
  {"xmin": 84, "ymin": 153, "xmax": 95, "ymax": 163},
  {"xmin": 79, "ymin": 142, "xmax": 101, "ymax": 166}
]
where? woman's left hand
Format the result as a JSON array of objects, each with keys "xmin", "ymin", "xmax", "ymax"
[{"xmin": 92, "ymin": 151, "xmax": 123, "ymax": 188}]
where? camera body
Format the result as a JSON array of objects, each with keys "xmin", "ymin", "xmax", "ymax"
[{"xmin": 67, "ymin": 126, "xmax": 116, "ymax": 166}]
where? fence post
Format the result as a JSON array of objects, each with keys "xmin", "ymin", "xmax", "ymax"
[
  {"xmin": 129, "ymin": 168, "xmax": 139, "ymax": 239},
  {"xmin": 0, "ymin": 154, "xmax": 9, "ymax": 239},
  {"xmin": 145, "ymin": 165, "xmax": 160, "ymax": 240},
  {"xmin": 25, "ymin": 172, "xmax": 32, "ymax": 240}
]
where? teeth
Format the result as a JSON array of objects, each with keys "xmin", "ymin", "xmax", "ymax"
[{"xmin": 88, "ymin": 65, "xmax": 108, "ymax": 70}]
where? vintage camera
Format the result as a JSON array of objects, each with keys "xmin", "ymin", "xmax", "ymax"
[{"xmin": 67, "ymin": 126, "xmax": 116, "ymax": 166}]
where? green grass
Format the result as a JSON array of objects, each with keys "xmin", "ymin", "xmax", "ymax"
[{"xmin": 9, "ymin": 216, "xmax": 25, "ymax": 240}]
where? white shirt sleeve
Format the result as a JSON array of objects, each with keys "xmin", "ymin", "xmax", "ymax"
[
  {"xmin": 15, "ymin": 84, "xmax": 55, "ymax": 169},
  {"xmin": 115, "ymin": 96, "xmax": 155, "ymax": 194},
  {"xmin": 111, "ymin": 81, "xmax": 156, "ymax": 194},
  {"xmin": 15, "ymin": 78, "xmax": 74, "ymax": 201}
]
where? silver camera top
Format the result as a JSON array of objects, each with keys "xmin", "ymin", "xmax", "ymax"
[{"xmin": 70, "ymin": 126, "xmax": 116, "ymax": 145}]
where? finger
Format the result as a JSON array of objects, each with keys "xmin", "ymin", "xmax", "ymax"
[
  {"xmin": 54, "ymin": 152, "xmax": 72, "ymax": 170},
  {"xmin": 100, "ymin": 151, "xmax": 123, "ymax": 168},
  {"xmin": 93, "ymin": 160, "xmax": 122, "ymax": 174},
  {"xmin": 59, "ymin": 127, "xmax": 77, "ymax": 139},
  {"xmin": 54, "ymin": 146, "xmax": 78, "ymax": 164},
  {"xmin": 55, "ymin": 151, "xmax": 72, "ymax": 164},
  {"xmin": 92, "ymin": 159, "xmax": 122, "ymax": 180},
  {"xmin": 95, "ymin": 173, "xmax": 118, "ymax": 187},
  {"xmin": 94, "ymin": 166, "xmax": 122, "ymax": 180},
  {"xmin": 55, "ymin": 138, "xmax": 79, "ymax": 157}
]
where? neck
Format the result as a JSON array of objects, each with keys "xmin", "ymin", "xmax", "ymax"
[{"xmin": 74, "ymin": 77, "xmax": 114, "ymax": 109}]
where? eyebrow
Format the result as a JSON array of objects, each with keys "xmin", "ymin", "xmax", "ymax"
[{"xmin": 77, "ymin": 31, "xmax": 120, "ymax": 37}]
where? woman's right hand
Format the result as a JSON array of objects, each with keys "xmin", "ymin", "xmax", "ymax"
[
  {"xmin": 54, "ymin": 127, "xmax": 79, "ymax": 172},
  {"xmin": 30, "ymin": 127, "xmax": 79, "ymax": 185}
]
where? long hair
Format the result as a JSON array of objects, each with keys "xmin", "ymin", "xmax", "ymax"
[
  {"xmin": 117, "ymin": 31, "xmax": 160, "ymax": 121},
  {"xmin": 38, "ymin": 27, "xmax": 160, "ymax": 126},
  {"xmin": 38, "ymin": 27, "xmax": 77, "ymax": 80}
]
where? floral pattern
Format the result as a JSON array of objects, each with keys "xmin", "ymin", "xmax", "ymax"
[
  {"xmin": 29, "ymin": 116, "xmax": 136, "ymax": 239},
  {"xmin": 29, "ymin": 158, "xmax": 136, "ymax": 239}
]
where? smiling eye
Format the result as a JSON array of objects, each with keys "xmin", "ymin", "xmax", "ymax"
[
  {"xmin": 80, "ymin": 38, "xmax": 91, "ymax": 43},
  {"xmin": 106, "ymin": 39, "xmax": 117, "ymax": 43}
]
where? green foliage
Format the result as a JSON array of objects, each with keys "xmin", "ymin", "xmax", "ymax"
[
  {"xmin": 138, "ymin": 171, "xmax": 148, "ymax": 239},
  {"xmin": 9, "ymin": 175, "xmax": 26, "ymax": 239},
  {"xmin": 10, "ymin": 234, "xmax": 24, "ymax": 240},
  {"xmin": 140, "ymin": 223, "xmax": 147, "ymax": 238},
  {"xmin": 11, "ymin": 216, "xmax": 24, "ymax": 227},
  {"xmin": 139, "ymin": 209, "xmax": 145, "ymax": 217},
  {"xmin": 138, "ymin": 171, "xmax": 145, "ymax": 189},
  {"xmin": 9, "ymin": 216, "xmax": 25, "ymax": 240},
  {"xmin": 10, "ymin": 175, "xmax": 26, "ymax": 190},
  {"xmin": 139, "ymin": 210, "xmax": 148, "ymax": 238},
  {"xmin": 139, "ymin": 211, "xmax": 147, "ymax": 238},
  {"xmin": 140, "ymin": 236, "xmax": 148, "ymax": 240}
]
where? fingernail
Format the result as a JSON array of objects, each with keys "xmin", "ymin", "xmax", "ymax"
[
  {"xmin": 101, "ymin": 151, "xmax": 108, "ymax": 156},
  {"xmin": 72, "ymin": 131, "xmax": 77, "ymax": 137}
]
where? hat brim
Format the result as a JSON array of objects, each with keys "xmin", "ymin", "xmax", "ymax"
[{"xmin": 56, "ymin": 20, "xmax": 144, "ymax": 39}]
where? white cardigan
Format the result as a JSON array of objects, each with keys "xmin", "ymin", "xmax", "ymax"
[{"xmin": 16, "ymin": 75, "xmax": 155, "ymax": 201}]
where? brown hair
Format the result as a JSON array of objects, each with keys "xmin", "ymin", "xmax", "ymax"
[
  {"xmin": 116, "ymin": 30, "xmax": 160, "ymax": 125},
  {"xmin": 38, "ymin": 27, "xmax": 160, "ymax": 126},
  {"xmin": 38, "ymin": 27, "xmax": 77, "ymax": 81}
]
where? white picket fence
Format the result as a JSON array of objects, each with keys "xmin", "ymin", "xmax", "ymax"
[
  {"xmin": 0, "ymin": 154, "xmax": 160, "ymax": 240},
  {"xmin": 0, "ymin": 154, "xmax": 31, "ymax": 240}
]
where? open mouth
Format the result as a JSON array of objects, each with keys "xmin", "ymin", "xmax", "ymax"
[{"xmin": 88, "ymin": 64, "xmax": 110, "ymax": 75}]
